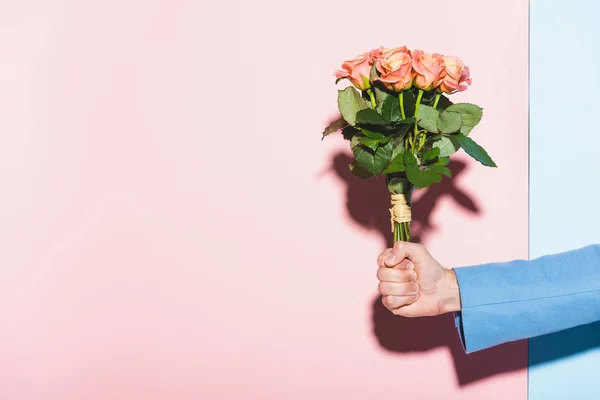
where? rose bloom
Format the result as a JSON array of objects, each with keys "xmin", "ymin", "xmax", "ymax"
[
  {"xmin": 374, "ymin": 46, "xmax": 414, "ymax": 92},
  {"xmin": 369, "ymin": 46, "xmax": 386, "ymax": 60},
  {"xmin": 334, "ymin": 51, "xmax": 375, "ymax": 90},
  {"xmin": 438, "ymin": 56, "xmax": 472, "ymax": 93},
  {"xmin": 411, "ymin": 50, "xmax": 445, "ymax": 90}
]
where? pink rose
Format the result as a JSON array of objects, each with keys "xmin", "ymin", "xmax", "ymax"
[
  {"xmin": 438, "ymin": 56, "xmax": 472, "ymax": 93},
  {"xmin": 411, "ymin": 50, "xmax": 445, "ymax": 91},
  {"xmin": 369, "ymin": 46, "xmax": 386, "ymax": 60},
  {"xmin": 374, "ymin": 47, "xmax": 414, "ymax": 92},
  {"xmin": 334, "ymin": 51, "xmax": 375, "ymax": 90}
]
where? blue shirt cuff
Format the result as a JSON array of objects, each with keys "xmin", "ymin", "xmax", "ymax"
[{"xmin": 454, "ymin": 311, "xmax": 467, "ymax": 352}]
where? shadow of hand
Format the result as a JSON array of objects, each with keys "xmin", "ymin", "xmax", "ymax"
[
  {"xmin": 327, "ymin": 151, "xmax": 479, "ymax": 247},
  {"xmin": 372, "ymin": 295, "xmax": 526, "ymax": 385},
  {"xmin": 326, "ymin": 149, "xmax": 527, "ymax": 385}
]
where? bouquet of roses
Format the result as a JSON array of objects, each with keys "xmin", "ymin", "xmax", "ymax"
[{"xmin": 323, "ymin": 46, "xmax": 496, "ymax": 243}]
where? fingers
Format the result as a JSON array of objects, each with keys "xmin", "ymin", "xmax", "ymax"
[
  {"xmin": 378, "ymin": 281, "xmax": 419, "ymax": 297},
  {"xmin": 377, "ymin": 248, "xmax": 393, "ymax": 268},
  {"xmin": 377, "ymin": 241, "xmax": 423, "ymax": 269},
  {"xmin": 383, "ymin": 294, "xmax": 419, "ymax": 309},
  {"xmin": 383, "ymin": 241, "xmax": 426, "ymax": 268},
  {"xmin": 377, "ymin": 267, "xmax": 417, "ymax": 283},
  {"xmin": 376, "ymin": 242, "xmax": 430, "ymax": 316},
  {"xmin": 377, "ymin": 251, "xmax": 414, "ymax": 271},
  {"xmin": 394, "ymin": 259, "xmax": 414, "ymax": 270}
]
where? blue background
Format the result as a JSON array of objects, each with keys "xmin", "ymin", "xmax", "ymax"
[{"xmin": 530, "ymin": 0, "xmax": 600, "ymax": 398}]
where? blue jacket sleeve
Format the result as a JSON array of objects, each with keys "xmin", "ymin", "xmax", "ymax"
[{"xmin": 453, "ymin": 244, "xmax": 600, "ymax": 353}]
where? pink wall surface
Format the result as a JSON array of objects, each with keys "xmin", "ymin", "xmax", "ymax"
[{"xmin": 0, "ymin": 0, "xmax": 528, "ymax": 399}]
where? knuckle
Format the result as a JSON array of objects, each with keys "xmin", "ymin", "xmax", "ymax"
[
  {"xmin": 398, "ymin": 259, "xmax": 411, "ymax": 270},
  {"xmin": 393, "ymin": 241, "xmax": 404, "ymax": 251},
  {"xmin": 382, "ymin": 296, "xmax": 393, "ymax": 309},
  {"xmin": 408, "ymin": 270, "xmax": 417, "ymax": 282},
  {"xmin": 382, "ymin": 295, "xmax": 390, "ymax": 306},
  {"xmin": 399, "ymin": 270, "xmax": 409, "ymax": 281},
  {"xmin": 378, "ymin": 250, "xmax": 391, "ymax": 267},
  {"xmin": 394, "ymin": 270, "xmax": 405, "ymax": 282}
]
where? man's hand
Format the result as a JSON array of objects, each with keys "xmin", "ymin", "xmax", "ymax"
[{"xmin": 376, "ymin": 241, "xmax": 461, "ymax": 317}]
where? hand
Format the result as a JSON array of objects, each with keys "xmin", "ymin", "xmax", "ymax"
[{"xmin": 376, "ymin": 241, "xmax": 461, "ymax": 317}]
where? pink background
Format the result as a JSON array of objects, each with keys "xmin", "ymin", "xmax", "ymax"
[{"xmin": 0, "ymin": 0, "xmax": 528, "ymax": 399}]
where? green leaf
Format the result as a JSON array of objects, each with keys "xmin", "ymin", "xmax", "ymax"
[
  {"xmin": 349, "ymin": 161, "xmax": 374, "ymax": 179},
  {"xmin": 437, "ymin": 156, "xmax": 450, "ymax": 167},
  {"xmin": 386, "ymin": 135, "xmax": 406, "ymax": 172},
  {"xmin": 370, "ymin": 64, "xmax": 390, "ymax": 104},
  {"xmin": 430, "ymin": 164, "xmax": 452, "ymax": 177},
  {"xmin": 362, "ymin": 129, "xmax": 385, "ymax": 139},
  {"xmin": 355, "ymin": 128, "xmax": 391, "ymax": 151},
  {"xmin": 353, "ymin": 147, "xmax": 375, "ymax": 173},
  {"xmin": 373, "ymin": 140, "xmax": 394, "ymax": 174},
  {"xmin": 369, "ymin": 63, "xmax": 379, "ymax": 84},
  {"xmin": 374, "ymin": 85, "xmax": 389, "ymax": 104},
  {"xmin": 428, "ymin": 155, "xmax": 451, "ymax": 177},
  {"xmin": 382, "ymin": 151, "xmax": 405, "ymax": 174},
  {"xmin": 433, "ymin": 136, "xmax": 460, "ymax": 157},
  {"xmin": 356, "ymin": 109, "xmax": 387, "ymax": 125},
  {"xmin": 437, "ymin": 111, "xmax": 462, "ymax": 134},
  {"xmin": 403, "ymin": 149, "xmax": 418, "ymax": 168},
  {"xmin": 396, "ymin": 117, "xmax": 416, "ymax": 125},
  {"xmin": 404, "ymin": 150, "xmax": 442, "ymax": 188},
  {"xmin": 358, "ymin": 137, "xmax": 379, "ymax": 151},
  {"xmin": 445, "ymin": 103, "xmax": 483, "ymax": 134},
  {"xmin": 358, "ymin": 135, "xmax": 389, "ymax": 151},
  {"xmin": 380, "ymin": 123, "xmax": 411, "ymax": 146},
  {"xmin": 322, "ymin": 116, "xmax": 348, "ymax": 140},
  {"xmin": 400, "ymin": 90, "xmax": 417, "ymax": 118},
  {"xmin": 454, "ymin": 134, "xmax": 497, "ymax": 167},
  {"xmin": 422, "ymin": 147, "xmax": 440, "ymax": 163},
  {"xmin": 417, "ymin": 105, "xmax": 439, "ymax": 132},
  {"xmin": 390, "ymin": 135, "xmax": 405, "ymax": 160},
  {"xmin": 353, "ymin": 139, "xmax": 393, "ymax": 175},
  {"xmin": 375, "ymin": 91, "xmax": 389, "ymax": 106},
  {"xmin": 422, "ymin": 90, "xmax": 438, "ymax": 105},
  {"xmin": 337, "ymin": 87, "xmax": 370, "ymax": 126},
  {"xmin": 381, "ymin": 95, "xmax": 402, "ymax": 122}
]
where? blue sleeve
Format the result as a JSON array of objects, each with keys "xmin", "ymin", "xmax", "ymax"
[{"xmin": 453, "ymin": 244, "xmax": 600, "ymax": 353}]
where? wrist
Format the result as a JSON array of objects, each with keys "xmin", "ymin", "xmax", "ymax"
[{"xmin": 440, "ymin": 268, "xmax": 462, "ymax": 314}]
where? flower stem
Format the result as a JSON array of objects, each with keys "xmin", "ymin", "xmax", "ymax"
[
  {"xmin": 413, "ymin": 89, "xmax": 424, "ymax": 154},
  {"xmin": 433, "ymin": 93, "xmax": 441, "ymax": 109},
  {"xmin": 393, "ymin": 221, "xmax": 411, "ymax": 243},
  {"xmin": 367, "ymin": 89, "xmax": 377, "ymax": 109},
  {"xmin": 399, "ymin": 91, "xmax": 406, "ymax": 119}
]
